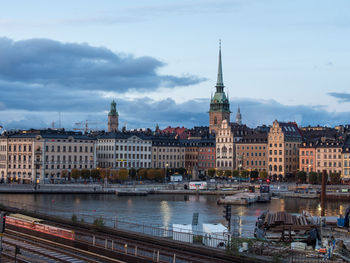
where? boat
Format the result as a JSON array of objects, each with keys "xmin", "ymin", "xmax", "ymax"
[{"xmin": 217, "ymin": 192, "xmax": 258, "ymax": 205}]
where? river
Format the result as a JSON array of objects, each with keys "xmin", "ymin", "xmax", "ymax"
[{"xmin": 0, "ymin": 194, "xmax": 347, "ymax": 237}]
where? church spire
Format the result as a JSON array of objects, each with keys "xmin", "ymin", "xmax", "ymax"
[
  {"xmin": 216, "ymin": 40, "xmax": 224, "ymax": 92},
  {"xmin": 236, "ymin": 106, "xmax": 242, "ymax": 125}
]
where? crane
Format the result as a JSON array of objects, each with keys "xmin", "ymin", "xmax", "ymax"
[{"xmin": 73, "ymin": 120, "xmax": 104, "ymax": 133}]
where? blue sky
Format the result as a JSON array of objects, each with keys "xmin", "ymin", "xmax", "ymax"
[{"xmin": 0, "ymin": 0, "xmax": 349, "ymax": 130}]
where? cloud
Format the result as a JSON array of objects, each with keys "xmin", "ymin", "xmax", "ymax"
[
  {"xmin": 2, "ymin": 97, "xmax": 350, "ymax": 131},
  {"xmin": 328, "ymin": 92, "xmax": 350, "ymax": 103},
  {"xmin": 0, "ymin": 37, "xmax": 204, "ymax": 112}
]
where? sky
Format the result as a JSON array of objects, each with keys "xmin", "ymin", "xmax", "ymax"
[{"xmin": 0, "ymin": 0, "xmax": 349, "ymax": 131}]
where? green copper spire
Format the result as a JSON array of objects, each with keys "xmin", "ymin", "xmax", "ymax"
[
  {"xmin": 216, "ymin": 40, "xmax": 224, "ymax": 91},
  {"xmin": 209, "ymin": 41, "xmax": 230, "ymax": 113},
  {"xmin": 108, "ymin": 100, "xmax": 118, "ymax": 116}
]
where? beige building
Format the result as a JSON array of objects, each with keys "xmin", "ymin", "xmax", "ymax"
[
  {"xmin": 315, "ymin": 139, "xmax": 343, "ymax": 175},
  {"xmin": 268, "ymin": 121, "xmax": 302, "ymax": 178},
  {"xmin": 236, "ymin": 133, "xmax": 268, "ymax": 172},
  {"xmin": 152, "ymin": 137, "xmax": 185, "ymax": 169},
  {"xmin": 216, "ymin": 120, "xmax": 251, "ymax": 170},
  {"xmin": 0, "ymin": 129, "xmax": 96, "ymax": 183}
]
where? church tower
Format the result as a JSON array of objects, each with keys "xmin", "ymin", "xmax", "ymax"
[
  {"xmin": 235, "ymin": 106, "xmax": 242, "ymax": 125},
  {"xmin": 108, "ymin": 100, "xmax": 119, "ymax": 132},
  {"xmin": 209, "ymin": 43, "xmax": 231, "ymax": 133}
]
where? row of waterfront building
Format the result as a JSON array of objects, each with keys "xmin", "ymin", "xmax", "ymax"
[
  {"xmin": 1, "ymin": 46, "xmax": 349, "ymax": 183},
  {"xmin": 0, "ymin": 121, "xmax": 350, "ymax": 183}
]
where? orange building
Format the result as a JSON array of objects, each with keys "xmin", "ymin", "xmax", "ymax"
[{"xmin": 299, "ymin": 141, "xmax": 316, "ymax": 173}]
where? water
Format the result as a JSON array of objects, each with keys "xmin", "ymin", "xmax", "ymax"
[{"xmin": 0, "ymin": 194, "xmax": 347, "ymax": 237}]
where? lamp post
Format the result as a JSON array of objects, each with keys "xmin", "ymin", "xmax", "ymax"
[
  {"xmin": 308, "ymin": 164, "xmax": 311, "ymax": 184},
  {"xmin": 239, "ymin": 163, "xmax": 242, "ymax": 185},
  {"xmin": 165, "ymin": 163, "xmax": 168, "ymax": 183}
]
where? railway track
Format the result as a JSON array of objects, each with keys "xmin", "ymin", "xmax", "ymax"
[
  {"xmin": 4, "ymin": 229, "xmax": 126, "ymax": 263},
  {"xmin": 2, "ymin": 207, "xmax": 265, "ymax": 263}
]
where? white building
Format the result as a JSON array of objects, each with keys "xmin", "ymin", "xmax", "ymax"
[{"xmin": 97, "ymin": 133, "xmax": 152, "ymax": 169}]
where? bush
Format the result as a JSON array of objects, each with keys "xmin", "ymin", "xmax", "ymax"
[
  {"xmin": 296, "ymin": 171, "xmax": 307, "ymax": 183},
  {"xmin": 207, "ymin": 168, "xmax": 216, "ymax": 177},
  {"xmin": 71, "ymin": 214, "xmax": 77, "ymax": 223},
  {"xmin": 232, "ymin": 170, "xmax": 239, "ymax": 177},
  {"xmin": 241, "ymin": 170, "xmax": 249, "ymax": 178},
  {"xmin": 93, "ymin": 216, "xmax": 105, "ymax": 228},
  {"xmin": 330, "ymin": 173, "xmax": 341, "ymax": 184},
  {"xmin": 250, "ymin": 170, "xmax": 259, "ymax": 180},
  {"xmin": 308, "ymin": 172, "xmax": 318, "ymax": 184},
  {"xmin": 259, "ymin": 171, "xmax": 268, "ymax": 180},
  {"xmin": 224, "ymin": 170, "xmax": 232, "ymax": 177}
]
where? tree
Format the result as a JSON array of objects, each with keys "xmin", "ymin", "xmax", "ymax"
[
  {"xmin": 146, "ymin": 169, "xmax": 156, "ymax": 180},
  {"xmin": 90, "ymin": 169, "xmax": 100, "ymax": 181},
  {"xmin": 71, "ymin": 169, "xmax": 80, "ymax": 181},
  {"xmin": 61, "ymin": 170, "xmax": 68, "ymax": 181},
  {"xmin": 224, "ymin": 170, "xmax": 232, "ymax": 177},
  {"xmin": 296, "ymin": 171, "xmax": 307, "ymax": 183},
  {"xmin": 155, "ymin": 169, "xmax": 165, "ymax": 182},
  {"xmin": 137, "ymin": 169, "xmax": 147, "ymax": 180},
  {"xmin": 317, "ymin": 173, "xmax": 323, "ymax": 184},
  {"xmin": 241, "ymin": 170, "xmax": 249, "ymax": 178},
  {"xmin": 216, "ymin": 170, "xmax": 224, "ymax": 177},
  {"xmin": 308, "ymin": 172, "xmax": 318, "ymax": 184},
  {"xmin": 81, "ymin": 169, "xmax": 90, "ymax": 181},
  {"xmin": 118, "ymin": 169, "xmax": 128, "ymax": 181},
  {"xmin": 232, "ymin": 170, "xmax": 239, "ymax": 178},
  {"xmin": 110, "ymin": 170, "xmax": 118, "ymax": 181},
  {"xmin": 207, "ymin": 168, "xmax": 216, "ymax": 177},
  {"xmin": 250, "ymin": 170, "xmax": 259, "ymax": 180},
  {"xmin": 100, "ymin": 169, "xmax": 110, "ymax": 180},
  {"xmin": 129, "ymin": 168, "xmax": 137, "ymax": 180},
  {"xmin": 176, "ymin": 168, "xmax": 187, "ymax": 175},
  {"xmin": 330, "ymin": 173, "xmax": 341, "ymax": 185},
  {"xmin": 259, "ymin": 171, "xmax": 268, "ymax": 180}
]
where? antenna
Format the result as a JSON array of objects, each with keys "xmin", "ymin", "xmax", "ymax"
[{"xmin": 59, "ymin": 112, "xmax": 61, "ymax": 128}]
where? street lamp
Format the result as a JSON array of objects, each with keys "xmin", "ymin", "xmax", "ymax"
[
  {"xmin": 165, "ymin": 163, "xmax": 168, "ymax": 183},
  {"xmin": 239, "ymin": 163, "xmax": 242, "ymax": 185}
]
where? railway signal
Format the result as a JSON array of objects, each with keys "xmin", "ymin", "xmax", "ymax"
[
  {"xmin": 0, "ymin": 212, "xmax": 6, "ymax": 233},
  {"xmin": 223, "ymin": 205, "xmax": 231, "ymax": 221},
  {"xmin": 223, "ymin": 205, "xmax": 231, "ymax": 232}
]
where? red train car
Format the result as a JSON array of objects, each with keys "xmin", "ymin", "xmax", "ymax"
[{"xmin": 6, "ymin": 214, "xmax": 75, "ymax": 240}]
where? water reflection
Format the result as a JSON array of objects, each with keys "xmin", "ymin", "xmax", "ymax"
[{"xmin": 0, "ymin": 194, "xmax": 347, "ymax": 237}]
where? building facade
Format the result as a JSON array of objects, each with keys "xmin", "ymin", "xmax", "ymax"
[
  {"xmin": 0, "ymin": 129, "xmax": 96, "ymax": 183},
  {"xmin": 268, "ymin": 121, "xmax": 302, "ymax": 178},
  {"xmin": 342, "ymin": 137, "xmax": 350, "ymax": 181},
  {"xmin": 216, "ymin": 120, "xmax": 251, "ymax": 170},
  {"xmin": 299, "ymin": 141, "xmax": 317, "ymax": 173},
  {"xmin": 236, "ymin": 133, "xmax": 268, "ymax": 172},
  {"xmin": 97, "ymin": 133, "xmax": 152, "ymax": 169},
  {"xmin": 197, "ymin": 138, "xmax": 216, "ymax": 173},
  {"xmin": 315, "ymin": 139, "xmax": 343, "ymax": 175},
  {"xmin": 151, "ymin": 137, "xmax": 185, "ymax": 169}
]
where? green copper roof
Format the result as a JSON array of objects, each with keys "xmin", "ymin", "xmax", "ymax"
[{"xmin": 108, "ymin": 100, "xmax": 118, "ymax": 116}]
